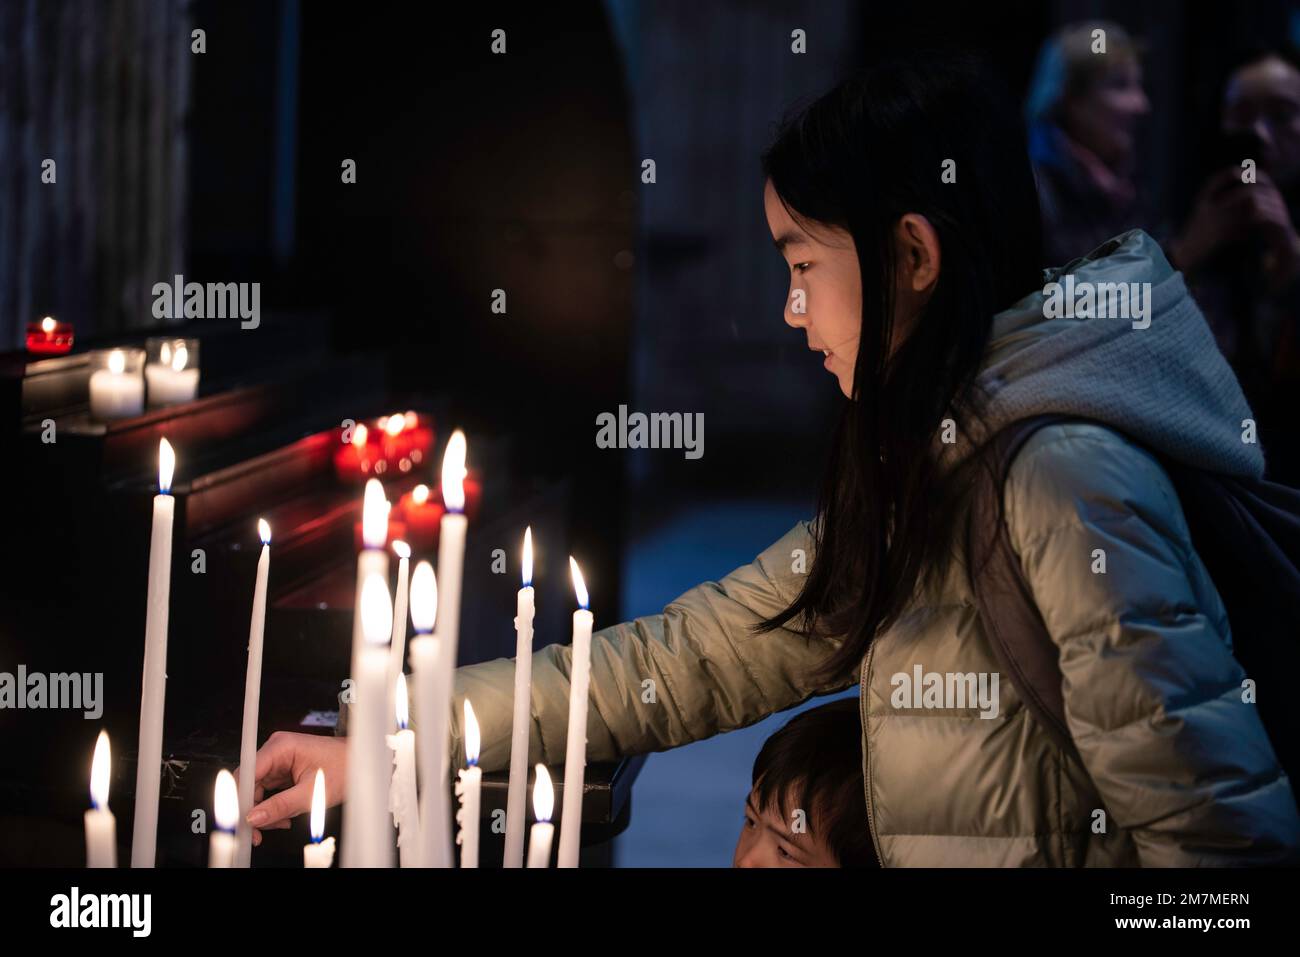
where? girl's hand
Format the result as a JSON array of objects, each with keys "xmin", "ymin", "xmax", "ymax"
[{"xmin": 238, "ymin": 731, "xmax": 349, "ymax": 846}]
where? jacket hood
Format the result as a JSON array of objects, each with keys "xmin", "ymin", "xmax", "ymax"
[{"xmin": 964, "ymin": 229, "xmax": 1263, "ymax": 478}]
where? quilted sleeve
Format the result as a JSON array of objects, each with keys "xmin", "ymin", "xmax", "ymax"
[{"xmin": 1005, "ymin": 423, "xmax": 1300, "ymax": 865}]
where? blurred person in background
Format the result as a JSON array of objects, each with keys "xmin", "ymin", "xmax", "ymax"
[
  {"xmin": 1025, "ymin": 22, "xmax": 1154, "ymax": 266},
  {"xmin": 1169, "ymin": 44, "xmax": 1300, "ymax": 485}
]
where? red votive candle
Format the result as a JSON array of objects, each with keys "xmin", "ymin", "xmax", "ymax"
[
  {"xmin": 25, "ymin": 316, "xmax": 74, "ymax": 355},
  {"xmin": 377, "ymin": 412, "xmax": 434, "ymax": 477},
  {"xmin": 333, "ymin": 414, "xmax": 435, "ymax": 484},
  {"xmin": 395, "ymin": 483, "xmax": 445, "ymax": 553}
]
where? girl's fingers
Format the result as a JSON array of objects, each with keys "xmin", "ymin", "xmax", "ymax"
[{"xmin": 246, "ymin": 775, "xmax": 312, "ymax": 829}]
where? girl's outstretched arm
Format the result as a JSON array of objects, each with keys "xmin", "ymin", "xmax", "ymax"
[{"xmin": 443, "ymin": 520, "xmax": 856, "ymax": 772}]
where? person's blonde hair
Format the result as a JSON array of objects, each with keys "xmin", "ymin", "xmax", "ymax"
[{"xmin": 1025, "ymin": 21, "xmax": 1144, "ymax": 125}]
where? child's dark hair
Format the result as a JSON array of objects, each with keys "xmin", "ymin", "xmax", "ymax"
[{"xmin": 751, "ymin": 697, "xmax": 876, "ymax": 867}]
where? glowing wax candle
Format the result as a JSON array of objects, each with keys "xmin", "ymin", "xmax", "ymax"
[
  {"xmin": 304, "ymin": 769, "xmax": 336, "ymax": 868},
  {"xmin": 504, "ymin": 527, "xmax": 535, "ymax": 868},
  {"xmin": 557, "ymin": 557, "xmax": 593, "ymax": 868},
  {"xmin": 131, "ymin": 438, "xmax": 175, "ymax": 868},
  {"xmin": 236, "ymin": 519, "xmax": 271, "ymax": 868},
  {"xmin": 84, "ymin": 731, "xmax": 116, "ymax": 868},
  {"xmin": 526, "ymin": 764, "xmax": 555, "ymax": 869}
]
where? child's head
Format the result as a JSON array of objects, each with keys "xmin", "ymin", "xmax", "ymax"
[{"xmin": 732, "ymin": 697, "xmax": 875, "ymax": 868}]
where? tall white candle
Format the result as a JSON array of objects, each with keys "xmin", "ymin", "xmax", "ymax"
[
  {"xmin": 557, "ymin": 557, "xmax": 593, "ymax": 868},
  {"xmin": 131, "ymin": 437, "xmax": 175, "ymax": 868},
  {"xmin": 455, "ymin": 700, "xmax": 482, "ymax": 868},
  {"xmin": 303, "ymin": 769, "xmax": 336, "ymax": 868},
  {"xmin": 429, "ymin": 431, "xmax": 468, "ymax": 869},
  {"xmin": 342, "ymin": 573, "xmax": 396, "ymax": 868},
  {"xmin": 85, "ymin": 731, "xmax": 116, "ymax": 868},
  {"xmin": 89, "ymin": 349, "xmax": 145, "ymax": 420},
  {"xmin": 387, "ymin": 674, "xmax": 420, "ymax": 867},
  {"xmin": 352, "ymin": 480, "xmax": 391, "ymax": 687},
  {"xmin": 235, "ymin": 519, "xmax": 271, "ymax": 868},
  {"xmin": 526, "ymin": 764, "xmax": 555, "ymax": 869},
  {"xmin": 209, "ymin": 770, "xmax": 239, "ymax": 868},
  {"xmin": 408, "ymin": 561, "xmax": 443, "ymax": 868},
  {"xmin": 504, "ymin": 526, "xmax": 535, "ymax": 868},
  {"xmin": 387, "ymin": 540, "xmax": 411, "ymax": 733},
  {"xmin": 342, "ymin": 480, "xmax": 393, "ymax": 868}
]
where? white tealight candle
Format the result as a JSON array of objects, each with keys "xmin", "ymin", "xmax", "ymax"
[
  {"xmin": 144, "ymin": 343, "xmax": 199, "ymax": 407},
  {"xmin": 304, "ymin": 769, "xmax": 336, "ymax": 868},
  {"xmin": 131, "ymin": 438, "xmax": 175, "ymax": 868},
  {"xmin": 342, "ymin": 573, "xmax": 396, "ymax": 868},
  {"xmin": 504, "ymin": 526, "xmax": 535, "ymax": 868},
  {"xmin": 386, "ymin": 674, "xmax": 420, "ymax": 867},
  {"xmin": 455, "ymin": 700, "xmax": 482, "ymax": 868},
  {"xmin": 557, "ymin": 557, "xmax": 593, "ymax": 868},
  {"xmin": 209, "ymin": 770, "xmax": 239, "ymax": 868},
  {"xmin": 236, "ymin": 519, "xmax": 271, "ymax": 868},
  {"xmin": 85, "ymin": 731, "xmax": 117, "ymax": 868},
  {"xmin": 387, "ymin": 540, "xmax": 411, "ymax": 732},
  {"xmin": 89, "ymin": 349, "xmax": 145, "ymax": 420},
  {"xmin": 408, "ymin": 561, "xmax": 445, "ymax": 868},
  {"xmin": 526, "ymin": 764, "xmax": 555, "ymax": 869},
  {"xmin": 429, "ymin": 431, "xmax": 468, "ymax": 869}
]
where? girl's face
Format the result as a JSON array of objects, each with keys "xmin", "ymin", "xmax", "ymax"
[{"xmin": 764, "ymin": 179, "xmax": 863, "ymax": 398}]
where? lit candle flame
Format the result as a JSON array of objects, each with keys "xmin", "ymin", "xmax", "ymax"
[
  {"xmin": 90, "ymin": 730, "xmax": 111, "ymax": 810},
  {"xmin": 41, "ymin": 316, "xmax": 56, "ymax": 334},
  {"xmin": 360, "ymin": 573, "xmax": 392, "ymax": 646},
  {"xmin": 533, "ymin": 764, "xmax": 554, "ymax": 822},
  {"xmin": 441, "ymin": 431, "xmax": 467, "ymax": 513},
  {"xmin": 392, "ymin": 539, "xmax": 410, "ymax": 560},
  {"xmin": 409, "ymin": 561, "xmax": 437, "ymax": 633},
  {"xmin": 522, "ymin": 527, "xmax": 533, "ymax": 588},
  {"xmin": 172, "ymin": 344, "xmax": 189, "ymax": 372},
  {"xmin": 395, "ymin": 673, "xmax": 410, "ymax": 729},
  {"xmin": 214, "ymin": 769, "xmax": 239, "ymax": 832},
  {"xmin": 412, "ymin": 483, "xmax": 429, "ymax": 506},
  {"xmin": 258, "ymin": 518, "xmax": 271, "ymax": 546},
  {"xmin": 465, "ymin": 700, "xmax": 480, "ymax": 767},
  {"xmin": 160, "ymin": 341, "xmax": 172, "ymax": 366},
  {"xmin": 569, "ymin": 556, "xmax": 589, "ymax": 610},
  {"xmin": 351, "ymin": 423, "xmax": 369, "ymax": 448},
  {"xmin": 385, "ymin": 414, "xmax": 405, "ymax": 437},
  {"xmin": 310, "ymin": 768, "xmax": 326, "ymax": 842},
  {"xmin": 108, "ymin": 349, "xmax": 126, "ymax": 375},
  {"xmin": 362, "ymin": 478, "xmax": 388, "ymax": 549},
  {"xmin": 403, "ymin": 411, "xmax": 418, "ymax": 430},
  {"xmin": 158, "ymin": 438, "xmax": 175, "ymax": 493}
]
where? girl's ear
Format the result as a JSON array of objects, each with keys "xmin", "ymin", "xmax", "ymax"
[{"xmin": 895, "ymin": 213, "xmax": 941, "ymax": 294}]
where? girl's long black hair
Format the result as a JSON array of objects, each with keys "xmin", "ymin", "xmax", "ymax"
[{"xmin": 758, "ymin": 50, "xmax": 1045, "ymax": 684}]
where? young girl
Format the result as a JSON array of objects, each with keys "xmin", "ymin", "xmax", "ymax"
[{"xmin": 249, "ymin": 51, "xmax": 1300, "ymax": 866}]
